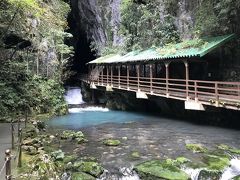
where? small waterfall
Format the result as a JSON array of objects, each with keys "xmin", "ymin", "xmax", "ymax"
[
  {"xmin": 220, "ymin": 158, "xmax": 240, "ymax": 180},
  {"xmin": 183, "ymin": 167, "xmax": 203, "ymax": 180},
  {"xmin": 97, "ymin": 167, "xmax": 140, "ymax": 180},
  {"xmin": 69, "ymin": 107, "xmax": 109, "ymax": 113},
  {"xmin": 64, "ymin": 87, "xmax": 85, "ymax": 105}
]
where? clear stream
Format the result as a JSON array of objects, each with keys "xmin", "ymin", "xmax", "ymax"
[{"xmin": 47, "ymin": 88, "xmax": 240, "ymax": 180}]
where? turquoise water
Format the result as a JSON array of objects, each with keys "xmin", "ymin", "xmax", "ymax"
[{"xmin": 47, "ymin": 109, "xmax": 147, "ymax": 129}]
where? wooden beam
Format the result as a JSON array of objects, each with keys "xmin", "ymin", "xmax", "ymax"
[
  {"xmin": 118, "ymin": 65, "xmax": 121, "ymax": 88},
  {"xmin": 136, "ymin": 64, "xmax": 140, "ymax": 90},
  {"xmin": 184, "ymin": 61, "xmax": 189, "ymax": 100},
  {"xmin": 127, "ymin": 65, "xmax": 129, "ymax": 90},
  {"xmin": 165, "ymin": 62, "xmax": 170, "ymax": 97},
  {"xmin": 150, "ymin": 64, "xmax": 153, "ymax": 94}
]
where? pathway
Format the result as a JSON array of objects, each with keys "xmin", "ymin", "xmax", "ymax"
[{"xmin": 0, "ymin": 123, "xmax": 11, "ymax": 179}]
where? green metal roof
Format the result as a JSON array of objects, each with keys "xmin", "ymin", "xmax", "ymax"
[{"xmin": 88, "ymin": 34, "xmax": 235, "ymax": 64}]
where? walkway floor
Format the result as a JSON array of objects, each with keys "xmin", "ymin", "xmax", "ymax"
[{"xmin": 0, "ymin": 123, "xmax": 11, "ymax": 179}]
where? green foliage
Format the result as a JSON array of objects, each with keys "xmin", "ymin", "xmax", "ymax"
[{"xmin": 0, "ymin": 0, "xmax": 71, "ymax": 119}]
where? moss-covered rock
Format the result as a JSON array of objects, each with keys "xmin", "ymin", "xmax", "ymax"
[
  {"xmin": 60, "ymin": 130, "xmax": 87, "ymax": 144},
  {"xmin": 72, "ymin": 172, "xmax": 95, "ymax": 180},
  {"xmin": 186, "ymin": 144, "xmax": 207, "ymax": 153},
  {"xmin": 63, "ymin": 155, "xmax": 78, "ymax": 163},
  {"xmin": 198, "ymin": 170, "xmax": 221, "ymax": 180},
  {"xmin": 202, "ymin": 154, "xmax": 230, "ymax": 171},
  {"xmin": 131, "ymin": 151, "xmax": 141, "ymax": 159},
  {"xmin": 134, "ymin": 160, "xmax": 190, "ymax": 180},
  {"xmin": 73, "ymin": 161, "xmax": 104, "ymax": 177},
  {"xmin": 103, "ymin": 139, "xmax": 121, "ymax": 146},
  {"xmin": 233, "ymin": 175, "xmax": 240, "ymax": 180},
  {"xmin": 51, "ymin": 149, "xmax": 65, "ymax": 161}
]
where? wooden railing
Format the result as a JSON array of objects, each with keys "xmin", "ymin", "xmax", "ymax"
[{"xmin": 81, "ymin": 74, "xmax": 240, "ymax": 110}]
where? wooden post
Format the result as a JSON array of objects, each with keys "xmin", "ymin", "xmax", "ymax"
[
  {"xmin": 215, "ymin": 83, "xmax": 219, "ymax": 107},
  {"xmin": 110, "ymin": 65, "xmax": 113, "ymax": 87},
  {"xmin": 97, "ymin": 66, "xmax": 100, "ymax": 85},
  {"xmin": 18, "ymin": 129, "xmax": 22, "ymax": 168},
  {"xmin": 194, "ymin": 81, "xmax": 198, "ymax": 101},
  {"xmin": 106, "ymin": 65, "xmax": 109, "ymax": 85},
  {"xmin": 118, "ymin": 65, "xmax": 121, "ymax": 88},
  {"xmin": 101, "ymin": 66, "xmax": 104, "ymax": 85},
  {"xmin": 184, "ymin": 61, "xmax": 189, "ymax": 100},
  {"xmin": 150, "ymin": 64, "xmax": 153, "ymax": 94},
  {"xmin": 11, "ymin": 122, "xmax": 14, "ymax": 150},
  {"xmin": 136, "ymin": 64, "xmax": 140, "ymax": 90},
  {"xmin": 165, "ymin": 62, "xmax": 170, "ymax": 97},
  {"xmin": 127, "ymin": 65, "xmax": 129, "ymax": 90},
  {"xmin": 5, "ymin": 149, "xmax": 11, "ymax": 180}
]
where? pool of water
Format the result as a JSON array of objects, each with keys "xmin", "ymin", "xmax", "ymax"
[
  {"xmin": 47, "ymin": 107, "xmax": 240, "ymax": 180},
  {"xmin": 47, "ymin": 107, "xmax": 148, "ymax": 129}
]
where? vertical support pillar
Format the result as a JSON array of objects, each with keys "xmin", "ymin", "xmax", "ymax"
[
  {"xmin": 215, "ymin": 83, "xmax": 219, "ymax": 107},
  {"xmin": 127, "ymin": 65, "xmax": 130, "ymax": 90},
  {"xmin": 18, "ymin": 129, "xmax": 22, "ymax": 168},
  {"xmin": 165, "ymin": 62, "xmax": 170, "ymax": 98},
  {"xmin": 101, "ymin": 66, "xmax": 104, "ymax": 86},
  {"xmin": 194, "ymin": 81, "xmax": 198, "ymax": 102},
  {"xmin": 11, "ymin": 122, "xmax": 14, "ymax": 150},
  {"xmin": 150, "ymin": 64, "xmax": 153, "ymax": 94},
  {"xmin": 106, "ymin": 65, "xmax": 109, "ymax": 85},
  {"xmin": 136, "ymin": 64, "xmax": 140, "ymax": 91},
  {"xmin": 184, "ymin": 61, "xmax": 189, "ymax": 100},
  {"xmin": 110, "ymin": 65, "xmax": 113, "ymax": 87},
  {"xmin": 97, "ymin": 66, "xmax": 100, "ymax": 85},
  {"xmin": 118, "ymin": 65, "xmax": 121, "ymax": 88},
  {"xmin": 5, "ymin": 149, "xmax": 11, "ymax": 180}
]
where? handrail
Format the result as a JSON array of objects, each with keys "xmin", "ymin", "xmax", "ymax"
[{"xmin": 81, "ymin": 73, "xmax": 240, "ymax": 110}]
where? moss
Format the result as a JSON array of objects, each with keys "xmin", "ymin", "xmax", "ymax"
[
  {"xmin": 229, "ymin": 148, "xmax": 240, "ymax": 154},
  {"xmin": 131, "ymin": 151, "xmax": 141, "ymax": 159},
  {"xmin": 134, "ymin": 160, "xmax": 190, "ymax": 180},
  {"xmin": 72, "ymin": 172, "xmax": 95, "ymax": 180},
  {"xmin": 233, "ymin": 175, "xmax": 240, "ymax": 180},
  {"xmin": 198, "ymin": 170, "xmax": 221, "ymax": 180},
  {"xmin": 186, "ymin": 144, "xmax": 207, "ymax": 153},
  {"xmin": 73, "ymin": 161, "xmax": 104, "ymax": 177},
  {"xmin": 63, "ymin": 155, "xmax": 78, "ymax": 163},
  {"xmin": 103, "ymin": 139, "xmax": 121, "ymax": 146},
  {"xmin": 202, "ymin": 154, "xmax": 230, "ymax": 171}
]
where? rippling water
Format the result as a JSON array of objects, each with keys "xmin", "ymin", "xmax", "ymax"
[{"xmin": 47, "ymin": 107, "xmax": 240, "ymax": 179}]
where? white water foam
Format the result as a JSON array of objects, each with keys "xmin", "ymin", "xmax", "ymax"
[
  {"xmin": 97, "ymin": 167, "xmax": 140, "ymax": 180},
  {"xmin": 220, "ymin": 158, "xmax": 240, "ymax": 180},
  {"xmin": 183, "ymin": 167, "xmax": 203, "ymax": 180},
  {"xmin": 64, "ymin": 88, "xmax": 85, "ymax": 105},
  {"xmin": 68, "ymin": 106, "xmax": 109, "ymax": 113}
]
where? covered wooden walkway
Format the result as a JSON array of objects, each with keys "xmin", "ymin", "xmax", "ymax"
[{"xmin": 83, "ymin": 34, "xmax": 240, "ymax": 111}]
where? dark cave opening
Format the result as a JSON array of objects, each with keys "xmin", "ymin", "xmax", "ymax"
[{"xmin": 65, "ymin": 9, "xmax": 96, "ymax": 85}]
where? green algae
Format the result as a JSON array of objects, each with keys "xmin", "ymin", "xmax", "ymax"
[
  {"xmin": 186, "ymin": 144, "xmax": 207, "ymax": 153},
  {"xmin": 72, "ymin": 172, "xmax": 95, "ymax": 180},
  {"xmin": 131, "ymin": 151, "xmax": 141, "ymax": 159},
  {"xmin": 134, "ymin": 160, "xmax": 190, "ymax": 180},
  {"xmin": 103, "ymin": 139, "xmax": 121, "ymax": 146},
  {"xmin": 202, "ymin": 154, "xmax": 230, "ymax": 171},
  {"xmin": 73, "ymin": 161, "xmax": 104, "ymax": 177}
]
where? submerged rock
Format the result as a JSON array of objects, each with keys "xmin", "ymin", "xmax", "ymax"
[
  {"xmin": 103, "ymin": 139, "xmax": 121, "ymax": 146},
  {"xmin": 131, "ymin": 151, "xmax": 141, "ymax": 159},
  {"xmin": 186, "ymin": 144, "xmax": 207, "ymax": 153},
  {"xmin": 61, "ymin": 130, "xmax": 86, "ymax": 144},
  {"xmin": 73, "ymin": 161, "xmax": 104, "ymax": 177},
  {"xmin": 198, "ymin": 170, "xmax": 221, "ymax": 180},
  {"xmin": 134, "ymin": 160, "xmax": 190, "ymax": 180},
  {"xmin": 233, "ymin": 175, "xmax": 240, "ymax": 180},
  {"xmin": 51, "ymin": 149, "xmax": 65, "ymax": 161},
  {"xmin": 72, "ymin": 172, "xmax": 95, "ymax": 180},
  {"xmin": 202, "ymin": 154, "xmax": 230, "ymax": 171}
]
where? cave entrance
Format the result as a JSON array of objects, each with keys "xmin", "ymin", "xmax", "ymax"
[{"xmin": 65, "ymin": 12, "xmax": 96, "ymax": 85}]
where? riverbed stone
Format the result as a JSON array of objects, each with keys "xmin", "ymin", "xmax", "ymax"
[
  {"xmin": 131, "ymin": 151, "xmax": 141, "ymax": 159},
  {"xmin": 198, "ymin": 170, "xmax": 221, "ymax": 180},
  {"xmin": 72, "ymin": 172, "xmax": 95, "ymax": 180},
  {"xmin": 186, "ymin": 144, "xmax": 207, "ymax": 153},
  {"xmin": 73, "ymin": 161, "xmax": 104, "ymax": 177},
  {"xmin": 51, "ymin": 149, "xmax": 65, "ymax": 161},
  {"xmin": 202, "ymin": 154, "xmax": 230, "ymax": 171},
  {"xmin": 103, "ymin": 139, "xmax": 121, "ymax": 146},
  {"xmin": 134, "ymin": 160, "xmax": 190, "ymax": 180}
]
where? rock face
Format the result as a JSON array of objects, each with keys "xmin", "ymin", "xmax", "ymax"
[{"xmin": 70, "ymin": 0, "xmax": 122, "ymax": 54}]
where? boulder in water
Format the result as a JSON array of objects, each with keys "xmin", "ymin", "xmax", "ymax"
[
  {"xmin": 73, "ymin": 161, "xmax": 104, "ymax": 177},
  {"xmin": 71, "ymin": 172, "xmax": 95, "ymax": 180},
  {"xmin": 103, "ymin": 139, "xmax": 121, "ymax": 146},
  {"xmin": 134, "ymin": 160, "xmax": 190, "ymax": 180},
  {"xmin": 186, "ymin": 144, "xmax": 207, "ymax": 153}
]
